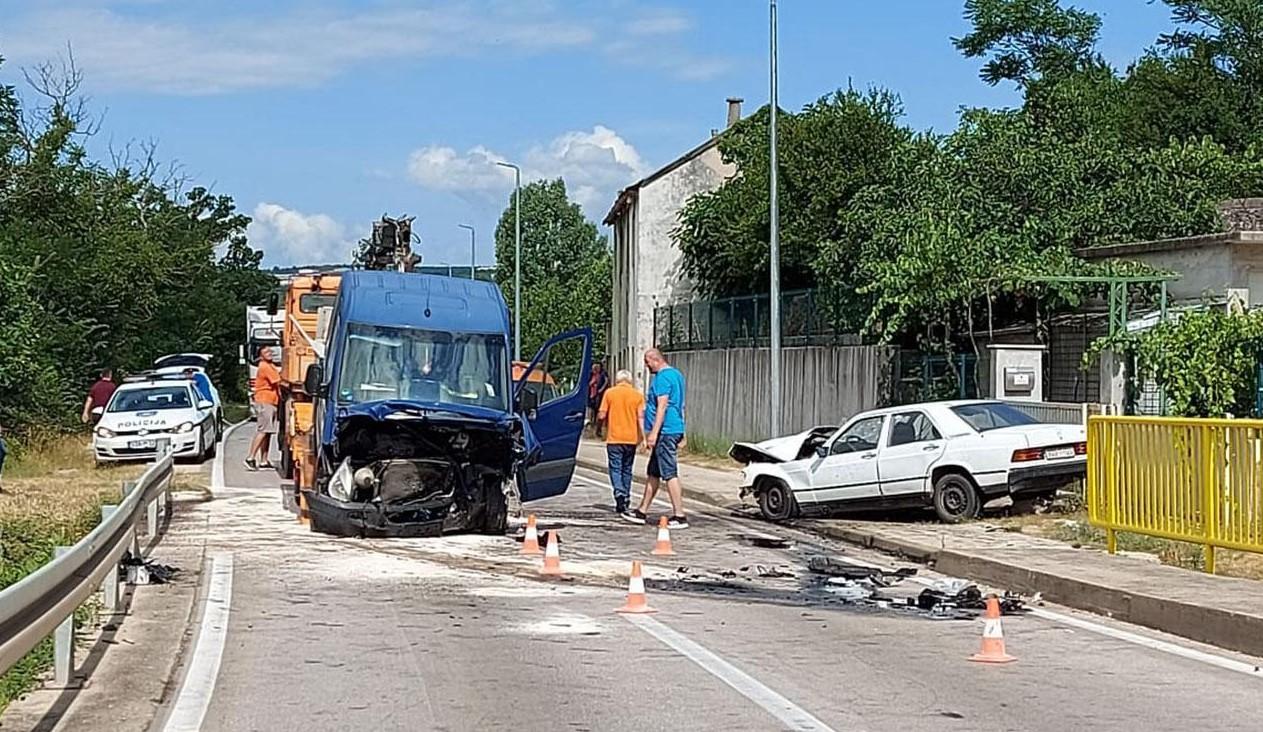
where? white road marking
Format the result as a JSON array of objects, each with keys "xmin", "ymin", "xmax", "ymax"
[
  {"xmin": 211, "ymin": 421, "xmax": 248, "ymax": 491},
  {"xmin": 1028, "ymin": 607, "xmax": 1263, "ymax": 678},
  {"xmin": 574, "ymin": 471, "xmax": 1263, "ymax": 680},
  {"xmin": 624, "ymin": 614, "xmax": 840, "ymax": 732},
  {"xmin": 164, "ymin": 553, "xmax": 235, "ymax": 732}
]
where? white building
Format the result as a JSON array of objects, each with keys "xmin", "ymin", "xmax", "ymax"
[{"xmin": 604, "ymin": 99, "xmax": 743, "ymax": 386}]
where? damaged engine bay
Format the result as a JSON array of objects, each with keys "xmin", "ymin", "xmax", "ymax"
[{"xmin": 315, "ymin": 410, "xmax": 526, "ymax": 537}]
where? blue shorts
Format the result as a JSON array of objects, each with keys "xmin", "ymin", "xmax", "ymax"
[{"xmin": 647, "ymin": 434, "xmax": 682, "ymax": 481}]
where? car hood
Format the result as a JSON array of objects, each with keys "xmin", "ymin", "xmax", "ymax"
[
  {"xmin": 100, "ymin": 409, "xmax": 198, "ymax": 431},
  {"xmin": 730, "ymin": 430, "xmax": 818, "ymax": 464}
]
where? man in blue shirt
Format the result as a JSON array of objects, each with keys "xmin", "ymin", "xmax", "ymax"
[{"xmin": 623, "ymin": 348, "xmax": 689, "ymax": 529}]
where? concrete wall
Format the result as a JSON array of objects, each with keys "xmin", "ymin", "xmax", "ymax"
[
  {"xmin": 664, "ymin": 345, "xmax": 894, "ymax": 443},
  {"xmin": 609, "ymin": 143, "xmax": 736, "ymax": 386}
]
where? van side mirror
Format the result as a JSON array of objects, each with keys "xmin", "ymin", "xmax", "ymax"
[
  {"xmin": 304, "ymin": 363, "xmax": 326, "ymax": 397},
  {"xmin": 266, "ymin": 292, "xmax": 280, "ymax": 316}
]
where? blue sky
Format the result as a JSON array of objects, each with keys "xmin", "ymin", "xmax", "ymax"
[{"xmin": 0, "ymin": 1, "xmax": 1174, "ymax": 268}]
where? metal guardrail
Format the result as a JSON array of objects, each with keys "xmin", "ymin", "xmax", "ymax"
[
  {"xmin": 0, "ymin": 452, "xmax": 174, "ymax": 681},
  {"xmin": 1087, "ymin": 415, "xmax": 1263, "ymax": 574}
]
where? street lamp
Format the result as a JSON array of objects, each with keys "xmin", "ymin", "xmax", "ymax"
[
  {"xmin": 458, "ymin": 224, "xmax": 476, "ymax": 280},
  {"xmin": 496, "ymin": 160, "xmax": 522, "ymax": 362},
  {"xmin": 768, "ymin": 0, "xmax": 782, "ymax": 437}
]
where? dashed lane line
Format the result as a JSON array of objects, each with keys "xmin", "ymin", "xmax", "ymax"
[{"xmin": 623, "ymin": 613, "xmax": 844, "ymax": 732}]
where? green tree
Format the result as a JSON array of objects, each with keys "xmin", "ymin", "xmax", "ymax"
[
  {"xmin": 493, "ymin": 179, "xmax": 611, "ymax": 358},
  {"xmin": 953, "ymin": 0, "xmax": 1103, "ymax": 88}
]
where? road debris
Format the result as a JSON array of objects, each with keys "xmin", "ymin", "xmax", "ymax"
[
  {"xmin": 807, "ymin": 555, "xmax": 917, "ymax": 585},
  {"xmin": 914, "ymin": 578, "xmax": 1026, "ymax": 615},
  {"xmin": 122, "ymin": 557, "xmax": 179, "ymax": 585},
  {"xmin": 824, "ymin": 577, "xmax": 875, "ymax": 602}
]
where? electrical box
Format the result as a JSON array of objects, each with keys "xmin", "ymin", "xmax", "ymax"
[{"xmin": 988, "ymin": 345, "xmax": 1045, "ymax": 402}]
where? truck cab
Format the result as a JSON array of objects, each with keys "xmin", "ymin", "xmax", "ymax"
[{"xmin": 300, "ymin": 271, "xmax": 591, "ymax": 537}]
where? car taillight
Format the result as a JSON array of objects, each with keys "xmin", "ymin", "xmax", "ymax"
[
  {"xmin": 1074, "ymin": 442, "xmax": 1087, "ymax": 455},
  {"xmin": 1012, "ymin": 447, "xmax": 1044, "ymax": 462}
]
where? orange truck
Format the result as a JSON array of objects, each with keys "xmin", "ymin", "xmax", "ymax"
[{"xmin": 277, "ymin": 272, "xmax": 341, "ymax": 488}]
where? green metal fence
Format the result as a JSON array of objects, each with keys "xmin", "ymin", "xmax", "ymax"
[{"xmin": 652, "ymin": 290, "xmax": 863, "ymax": 351}]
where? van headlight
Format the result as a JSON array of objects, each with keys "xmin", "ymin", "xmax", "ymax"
[
  {"xmin": 175, "ymin": 422, "xmax": 195, "ymax": 434},
  {"xmin": 328, "ymin": 458, "xmax": 354, "ymax": 502},
  {"xmin": 95, "ymin": 426, "xmax": 116, "ymax": 439}
]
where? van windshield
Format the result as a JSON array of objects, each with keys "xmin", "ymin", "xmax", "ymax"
[{"xmin": 336, "ymin": 323, "xmax": 508, "ymax": 411}]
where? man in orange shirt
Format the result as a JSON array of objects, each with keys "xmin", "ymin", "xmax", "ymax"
[
  {"xmin": 244, "ymin": 346, "xmax": 281, "ymax": 471},
  {"xmin": 597, "ymin": 369, "xmax": 645, "ymax": 514}
]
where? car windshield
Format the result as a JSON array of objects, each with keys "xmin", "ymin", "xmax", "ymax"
[
  {"xmin": 336, "ymin": 322, "xmax": 508, "ymax": 411},
  {"xmin": 950, "ymin": 403, "xmax": 1039, "ymax": 432},
  {"xmin": 109, "ymin": 386, "xmax": 193, "ymax": 412}
]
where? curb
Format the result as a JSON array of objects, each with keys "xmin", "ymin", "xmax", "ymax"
[
  {"xmin": 578, "ymin": 453, "xmax": 1263, "ymax": 657},
  {"xmin": 802, "ymin": 522, "xmax": 1263, "ymax": 658}
]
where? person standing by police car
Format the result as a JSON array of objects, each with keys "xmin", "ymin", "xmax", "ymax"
[{"xmin": 81, "ymin": 369, "xmax": 117, "ymax": 425}]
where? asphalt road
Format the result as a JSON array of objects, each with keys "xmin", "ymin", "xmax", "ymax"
[{"xmin": 151, "ymin": 425, "xmax": 1263, "ymax": 732}]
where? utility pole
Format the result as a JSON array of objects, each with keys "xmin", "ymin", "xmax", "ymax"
[
  {"xmin": 458, "ymin": 224, "xmax": 476, "ymax": 280},
  {"xmin": 497, "ymin": 161, "xmax": 523, "ymax": 361},
  {"xmin": 768, "ymin": 0, "xmax": 782, "ymax": 437}
]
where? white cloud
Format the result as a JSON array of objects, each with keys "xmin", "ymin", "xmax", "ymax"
[
  {"xmin": 0, "ymin": 3, "xmax": 731, "ymax": 94},
  {"xmin": 247, "ymin": 203, "xmax": 354, "ymax": 267},
  {"xmin": 406, "ymin": 125, "xmax": 648, "ymax": 219}
]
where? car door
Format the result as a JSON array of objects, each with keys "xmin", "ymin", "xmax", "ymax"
[
  {"xmin": 878, "ymin": 410, "xmax": 945, "ymax": 497},
  {"xmin": 808, "ymin": 415, "xmax": 885, "ymax": 506},
  {"xmin": 515, "ymin": 328, "xmax": 593, "ymax": 502}
]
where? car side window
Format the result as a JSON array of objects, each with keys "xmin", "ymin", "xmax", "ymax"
[
  {"xmin": 831, "ymin": 416, "xmax": 883, "ymax": 454},
  {"xmin": 888, "ymin": 412, "xmax": 942, "ymax": 447}
]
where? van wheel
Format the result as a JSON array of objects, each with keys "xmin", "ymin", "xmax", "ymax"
[
  {"xmin": 933, "ymin": 473, "xmax": 981, "ymax": 523},
  {"xmin": 478, "ymin": 480, "xmax": 509, "ymax": 534},
  {"xmin": 757, "ymin": 480, "xmax": 798, "ymax": 522}
]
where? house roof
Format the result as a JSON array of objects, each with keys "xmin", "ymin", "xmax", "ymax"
[
  {"xmin": 602, "ymin": 135, "xmax": 722, "ymax": 225},
  {"xmin": 1077, "ymin": 230, "xmax": 1263, "ymax": 259}
]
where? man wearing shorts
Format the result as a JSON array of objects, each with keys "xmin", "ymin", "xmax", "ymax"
[
  {"xmin": 244, "ymin": 346, "xmax": 281, "ymax": 471},
  {"xmin": 623, "ymin": 348, "xmax": 688, "ymax": 529}
]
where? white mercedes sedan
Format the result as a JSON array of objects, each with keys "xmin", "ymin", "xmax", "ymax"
[{"xmin": 730, "ymin": 401, "xmax": 1086, "ymax": 523}]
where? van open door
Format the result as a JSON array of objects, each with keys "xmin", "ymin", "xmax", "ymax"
[{"xmin": 514, "ymin": 328, "xmax": 593, "ymax": 502}]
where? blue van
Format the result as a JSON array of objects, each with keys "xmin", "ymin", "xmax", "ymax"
[{"xmin": 300, "ymin": 271, "xmax": 592, "ymax": 537}]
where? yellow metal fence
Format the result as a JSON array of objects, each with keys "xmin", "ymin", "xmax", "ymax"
[{"xmin": 1088, "ymin": 415, "xmax": 1263, "ymax": 574}]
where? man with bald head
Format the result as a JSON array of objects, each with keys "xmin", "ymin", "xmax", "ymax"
[{"xmin": 623, "ymin": 348, "xmax": 689, "ymax": 529}]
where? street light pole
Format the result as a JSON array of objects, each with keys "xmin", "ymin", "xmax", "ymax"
[
  {"xmin": 458, "ymin": 224, "xmax": 476, "ymax": 280},
  {"xmin": 768, "ymin": 0, "xmax": 782, "ymax": 438},
  {"xmin": 496, "ymin": 161, "xmax": 523, "ymax": 362}
]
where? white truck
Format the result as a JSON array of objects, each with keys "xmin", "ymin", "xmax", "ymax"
[{"xmin": 242, "ymin": 304, "xmax": 286, "ymax": 417}]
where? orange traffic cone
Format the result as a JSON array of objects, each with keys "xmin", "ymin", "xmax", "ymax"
[
  {"xmin": 650, "ymin": 516, "xmax": 676, "ymax": 556},
  {"xmin": 615, "ymin": 561, "xmax": 657, "ymax": 614},
  {"xmin": 540, "ymin": 530, "xmax": 564, "ymax": 577},
  {"xmin": 520, "ymin": 514, "xmax": 542, "ymax": 555},
  {"xmin": 969, "ymin": 595, "xmax": 1016, "ymax": 664}
]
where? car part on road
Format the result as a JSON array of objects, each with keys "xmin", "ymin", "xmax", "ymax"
[
  {"xmin": 824, "ymin": 578, "xmax": 875, "ymax": 602},
  {"xmin": 745, "ymin": 534, "xmax": 792, "ymax": 549},
  {"xmin": 807, "ymin": 555, "xmax": 918, "ymax": 585}
]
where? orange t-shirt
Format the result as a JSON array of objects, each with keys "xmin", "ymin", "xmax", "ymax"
[
  {"xmin": 599, "ymin": 383, "xmax": 645, "ymax": 446},
  {"xmin": 253, "ymin": 361, "xmax": 281, "ymax": 406}
]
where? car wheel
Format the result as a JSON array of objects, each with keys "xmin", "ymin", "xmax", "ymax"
[
  {"xmin": 932, "ymin": 473, "xmax": 981, "ymax": 523},
  {"xmin": 757, "ymin": 479, "xmax": 798, "ymax": 522}
]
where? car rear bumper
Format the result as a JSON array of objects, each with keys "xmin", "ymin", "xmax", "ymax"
[
  {"xmin": 1008, "ymin": 459, "xmax": 1086, "ymax": 497},
  {"xmin": 305, "ymin": 491, "xmax": 447, "ymax": 538}
]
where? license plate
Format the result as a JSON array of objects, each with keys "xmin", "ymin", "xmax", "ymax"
[
  {"xmin": 1045, "ymin": 447, "xmax": 1075, "ymax": 460},
  {"xmin": 129, "ymin": 439, "xmax": 157, "ymax": 450}
]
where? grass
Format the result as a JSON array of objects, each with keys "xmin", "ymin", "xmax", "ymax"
[
  {"xmin": 221, "ymin": 402, "xmax": 251, "ymax": 425},
  {"xmin": 991, "ymin": 510, "xmax": 1263, "ymax": 581},
  {"xmin": 681, "ymin": 433, "xmax": 742, "ymax": 470},
  {"xmin": 0, "ymin": 433, "xmax": 143, "ymax": 710}
]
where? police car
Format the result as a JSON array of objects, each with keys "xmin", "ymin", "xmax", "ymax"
[{"xmin": 92, "ymin": 377, "xmax": 219, "ymax": 464}]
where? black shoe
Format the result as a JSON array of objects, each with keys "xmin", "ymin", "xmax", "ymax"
[
  {"xmin": 615, "ymin": 500, "xmax": 629, "ymax": 515},
  {"xmin": 622, "ymin": 508, "xmax": 647, "ymax": 525},
  {"xmin": 667, "ymin": 515, "xmax": 690, "ymax": 529},
  {"xmin": 242, "ymin": 459, "xmax": 258, "ymax": 472}
]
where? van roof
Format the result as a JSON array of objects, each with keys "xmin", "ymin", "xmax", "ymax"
[{"xmin": 338, "ymin": 271, "xmax": 510, "ymax": 335}]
